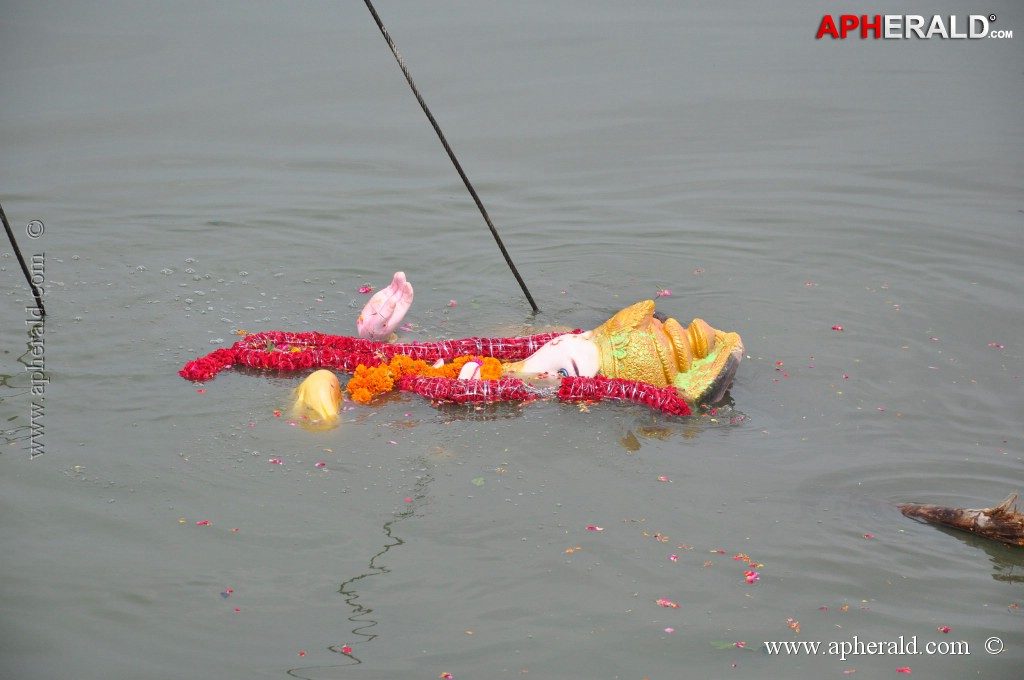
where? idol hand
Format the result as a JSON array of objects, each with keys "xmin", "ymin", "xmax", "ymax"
[{"xmin": 357, "ymin": 272, "xmax": 414, "ymax": 341}]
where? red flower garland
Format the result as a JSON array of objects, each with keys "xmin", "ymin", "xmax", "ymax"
[
  {"xmin": 558, "ymin": 376, "xmax": 691, "ymax": 417},
  {"xmin": 398, "ymin": 375, "xmax": 536, "ymax": 404},
  {"xmin": 179, "ymin": 330, "xmax": 571, "ymax": 382},
  {"xmin": 180, "ymin": 330, "xmax": 690, "ymax": 416}
]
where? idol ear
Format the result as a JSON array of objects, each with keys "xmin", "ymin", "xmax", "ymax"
[
  {"xmin": 294, "ymin": 369, "xmax": 343, "ymax": 420},
  {"xmin": 663, "ymin": 318, "xmax": 694, "ymax": 373},
  {"xmin": 688, "ymin": 319, "xmax": 717, "ymax": 359}
]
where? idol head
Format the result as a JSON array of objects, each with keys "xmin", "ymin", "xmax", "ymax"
[{"xmin": 506, "ymin": 332, "xmax": 600, "ymax": 378}]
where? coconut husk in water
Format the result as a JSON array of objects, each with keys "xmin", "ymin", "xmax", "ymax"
[{"xmin": 899, "ymin": 494, "xmax": 1024, "ymax": 547}]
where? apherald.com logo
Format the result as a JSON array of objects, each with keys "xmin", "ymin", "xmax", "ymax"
[{"xmin": 816, "ymin": 14, "xmax": 1012, "ymax": 39}]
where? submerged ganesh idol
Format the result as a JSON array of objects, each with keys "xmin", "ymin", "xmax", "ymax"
[
  {"xmin": 504, "ymin": 299, "xmax": 742, "ymax": 405},
  {"xmin": 289, "ymin": 273, "xmax": 743, "ymax": 420}
]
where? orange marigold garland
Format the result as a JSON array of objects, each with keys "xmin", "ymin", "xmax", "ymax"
[{"xmin": 346, "ymin": 355, "xmax": 503, "ymax": 403}]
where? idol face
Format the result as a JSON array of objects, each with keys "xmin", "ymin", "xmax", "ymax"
[{"xmin": 515, "ymin": 332, "xmax": 599, "ymax": 378}]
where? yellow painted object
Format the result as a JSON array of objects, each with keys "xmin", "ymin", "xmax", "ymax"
[
  {"xmin": 294, "ymin": 369, "xmax": 343, "ymax": 421},
  {"xmin": 590, "ymin": 300, "xmax": 743, "ymax": 405}
]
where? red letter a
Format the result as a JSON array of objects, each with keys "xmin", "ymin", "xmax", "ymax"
[{"xmin": 816, "ymin": 15, "xmax": 840, "ymax": 39}]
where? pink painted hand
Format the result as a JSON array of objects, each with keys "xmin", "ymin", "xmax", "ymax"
[{"xmin": 357, "ymin": 272, "xmax": 414, "ymax": 341}]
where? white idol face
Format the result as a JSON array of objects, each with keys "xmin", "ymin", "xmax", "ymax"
[{"xmin": 517, "ymin": 332, "xmax": 599, "ymax": 378}]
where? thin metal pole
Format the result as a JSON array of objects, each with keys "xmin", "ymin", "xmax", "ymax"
[
  {"xmin": 363, "ymin": 0, "xmax": 540, "ymax": 313},
  {"xmin": 0, "ymin": 201, "xmax": 45, "ymax": 317}
]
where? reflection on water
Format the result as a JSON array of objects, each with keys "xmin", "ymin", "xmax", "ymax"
[
  {"xmin": 619, "ymin": 398, "xmax": 747, "ymax": 451},
  {"xmin": 924, "ymin": 525, "xmax": 1024, "ymax": 585},
  {"xmin": 287, "ymin": 469, "xmax": 434, "ymax": 679}
]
